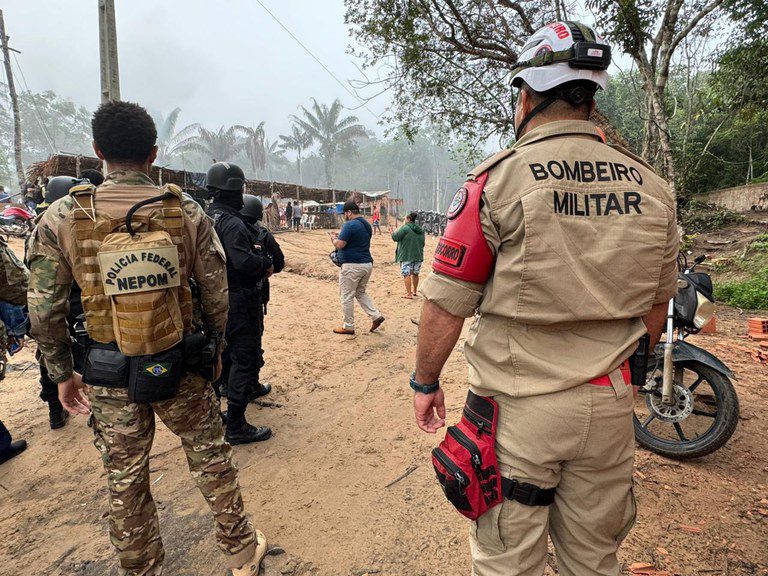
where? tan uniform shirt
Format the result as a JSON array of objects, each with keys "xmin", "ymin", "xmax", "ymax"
[
  {"xmin": 421, "ymin": 120, "xmax": 679, "ymax": 397},
  {"xmin": 27, "ymin": 170, "xmax": 229, "ymax": 383}
]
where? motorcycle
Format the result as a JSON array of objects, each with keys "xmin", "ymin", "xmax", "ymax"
[
  {"xmin": 633, "ymin": 254, "xmax": 739, "ymax": 459},
  {"xmin": 0, "ymin": 206, "xmax": 35, "ymax": 237}
]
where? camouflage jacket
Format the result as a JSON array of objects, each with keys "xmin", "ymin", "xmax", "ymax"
[{"xmin": 26, "ymin": 170, "xmax": 229, "ymax": 383}]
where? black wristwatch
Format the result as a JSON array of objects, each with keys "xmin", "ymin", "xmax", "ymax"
[{"xmin": 410, "ymin": 372, "xmax": 440, "ymax": 394}]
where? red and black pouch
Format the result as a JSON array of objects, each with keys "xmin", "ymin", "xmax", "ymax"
[{"xmin": 432, "ymin": 391, "xmax": 556, "ymax": 520}]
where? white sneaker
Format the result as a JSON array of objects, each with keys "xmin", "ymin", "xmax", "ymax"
[{"xmin": 232, "ymin": 530, "xmax": 268, "ymax": 576}]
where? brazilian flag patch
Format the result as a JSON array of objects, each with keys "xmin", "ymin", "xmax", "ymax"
[{"xmin": 143, "ymin": 363, "xmax": 171, "ymax": 378}]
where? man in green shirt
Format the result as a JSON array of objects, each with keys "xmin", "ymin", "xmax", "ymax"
[{"xmin": 391, "ymin": 212, "xmax": 426, "ymax": 299}]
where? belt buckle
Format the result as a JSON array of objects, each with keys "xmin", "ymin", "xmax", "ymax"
[
  {"xmin": 506, "ymin": 478, "xmax": 538, "ymax": 506},
  {"xmin": 514, "ymin": 481, "xmax": 539, "ymax": 506}
]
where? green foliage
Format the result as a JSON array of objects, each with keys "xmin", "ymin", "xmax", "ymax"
[
  {"xmin": 151, "ymin": 108, "xmax": 200, "ymax": 167},
  {"xmin": 178, "ymin": 126, "xmax": 244, "ymax": 164},
  {"xmin": 344, "ymin": 0, "xmax": 555, "ymax": 145},
  {"xmin": 716, "ymin": 267, "xmax": 768, "ymax": 309},
  {"xmin": 595, "ymin": 72, "xmax": 645, "ymax": 153},
  {"xmin": 234, "ymin": 122, "xmax": 267, "ymax": 175},
  {"xmin": 292, "ymin": 99, "xmax": 368, "ymax": 188},
  {"xmin": 750, "ymin": 235, "xmax": 768, "ymax": 252},
  {"xmin": 679, "ymin": 200, "xmax": 745, "ymax": 233},
  {"xmin": 16, "ymin": 90, "xmax": 92, "ymax": 162}
]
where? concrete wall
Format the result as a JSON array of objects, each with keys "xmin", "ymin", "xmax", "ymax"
[{"xmin": 701, "ymin": 183, "xmax": 768, "ymax": 212}]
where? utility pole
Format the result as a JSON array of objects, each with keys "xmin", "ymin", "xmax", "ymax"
[
  {"xmin": 0, "ymin": 10, "xmax": 26, "ymax": 191},
  {"xmin": 98, "ymin": 0, "xmax": 120, "ymax": 103}
]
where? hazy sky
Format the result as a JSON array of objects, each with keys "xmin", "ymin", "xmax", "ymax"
[{"xmin": 3, "ymin": 0, "xmax": 389, "ymax": 138}]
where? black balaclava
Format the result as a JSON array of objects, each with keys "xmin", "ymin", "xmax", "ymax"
[{"xmin": 210, "ymin": 189, "xmax": 244, "ymax": 211}]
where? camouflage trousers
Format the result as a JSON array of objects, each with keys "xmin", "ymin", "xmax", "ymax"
[{"xmin": 88, "ymin": 374, "xmax": 256, "ymax": 576}]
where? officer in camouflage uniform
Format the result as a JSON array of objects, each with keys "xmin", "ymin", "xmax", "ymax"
[
  {"xmin": 0, "ymin": 237, "xmax": 29, "ymax": 465},
  {"xmin": 27, "ymin": 101, "xmax": 267, "ymax": 576},
  {"xmin": 33, "ymin": 175, "xmax": 93, "ymax": 430}
]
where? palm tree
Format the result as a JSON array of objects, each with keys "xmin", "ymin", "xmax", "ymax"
[
  {"xmin": 235, "ymin": 122, "xmax": 266, "ymax": 176},
  {"xmin": 263, "ymin": 138, "xmax": 287, "ymax": 181},
  {"xmin": 292, "ymin": 98, "xmax": 368, "ymax": 189},
  {"xmin": 151, "ymin": 107, "xmax": 200, "ymax": 166},
  {"xmin": 279, "ymin": 124, "xmax": 313, "ymax": 185},
  {"xmin": 179, "ymin": 126, "xmax": 244, "ymax": 164}
]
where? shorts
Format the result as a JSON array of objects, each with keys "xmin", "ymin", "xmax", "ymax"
[{"xmin": 400, "ymin": 261, "xmax": 422, "ymax": 276}]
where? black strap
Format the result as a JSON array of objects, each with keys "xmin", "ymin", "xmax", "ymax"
[
  {"xmin": 502, "ymin": 477, "xmax": 556, "ymax": 506},
  {"xmin": 515, "ymin": 96, "xmax": 558, "ymax": 140},
  {"xmin": 125, "ymin": 192, "xmax": 175, "ymax": 236}
]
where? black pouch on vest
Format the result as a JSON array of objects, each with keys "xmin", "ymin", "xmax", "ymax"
[
  {"xmin": 82, "ymin": 342, "xmax": 129, "ymax": 388},
  {"xmin": 127, "ymin": 345, "xmax": 184, "ymax": 403}
]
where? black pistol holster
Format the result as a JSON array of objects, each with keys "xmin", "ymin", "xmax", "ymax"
[
  {"xmin": 185, "ymin": 329, "xmax": 221, "ymax": 382},
  {"xmin": 629, "ymin": 334, "xmax": 651, "ymax": 387}
]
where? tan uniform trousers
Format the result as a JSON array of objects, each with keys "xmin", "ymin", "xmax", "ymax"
[
  {"xmin": 88, "ymin": 374, "xmax": 256, "ymax": 576},
  {"xmin": 470, "ymin": 377, "xmax": 636, "ymax": 576},
  {"xmin": 339, "ymin": 262, "xmax": 381, "ymax": 329}
]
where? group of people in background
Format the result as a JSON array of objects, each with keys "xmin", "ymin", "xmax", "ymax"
[{"xmin": 282, "ymin": 200, "xmax": 303, "ymax": 231}]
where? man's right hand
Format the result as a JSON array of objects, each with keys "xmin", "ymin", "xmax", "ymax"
[
  {"xmin": 414, "ymin": 389, "xmax": 446, "ymax": 433},
  {"xmin": 59, "ymin": 375, "xmax": 91, "ymax": 415}
]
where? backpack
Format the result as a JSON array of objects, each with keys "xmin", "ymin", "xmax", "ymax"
[
  {"xmin": 0, "ymin": 236, "xmax": 29, "ymax": 306},
  {"xmin": 70, "ymin": 184, "xmax": 191, "ymax": 357}
]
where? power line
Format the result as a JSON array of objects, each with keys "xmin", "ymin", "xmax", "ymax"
[
  {"xmin": 252, "ymin": 0, "xmax": 380, "ymax": 120},
  {"xmin": 10, "ymin": 52, "xmax": 58, "ymax": 154}
]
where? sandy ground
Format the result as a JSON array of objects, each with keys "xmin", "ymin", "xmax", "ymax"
[{"xmin": 0, "ymin": 230, "xmax": 766, "ymax": 576}]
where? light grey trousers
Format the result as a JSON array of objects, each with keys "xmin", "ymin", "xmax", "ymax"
[{"xmin": 339, "ymin": 262, "xmax": 381, "ymax": 329}]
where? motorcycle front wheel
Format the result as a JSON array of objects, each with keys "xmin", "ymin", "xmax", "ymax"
[{"xmin": 633, "ymin": 361, "xmax": 739, "ymax": 459}]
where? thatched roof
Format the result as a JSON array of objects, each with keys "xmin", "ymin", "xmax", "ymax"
[{"xmin": 25, "ymin": 154, "xmax": 374, "ymax": 204}]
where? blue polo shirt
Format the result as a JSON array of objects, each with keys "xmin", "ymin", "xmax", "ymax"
[{"xmin": 338, "ymin": 217, "xmax": 373, "ymax": 264}]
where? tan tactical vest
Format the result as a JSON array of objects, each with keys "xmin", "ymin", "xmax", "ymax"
[{"xmin": 68, "ymin": 183, "xmax": 193, "ymax": 355}]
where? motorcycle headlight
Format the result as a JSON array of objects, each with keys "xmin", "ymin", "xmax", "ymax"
[{"xmin": 693, "ymin": 292, "xmax": 715, "ymax": 328}]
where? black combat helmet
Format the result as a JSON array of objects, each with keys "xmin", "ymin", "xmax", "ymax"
[
  {"xmin": 45, "ymin": 176, "xmax": 85, "ymax": 204},
  {"xmin": 241, "ymin": 194, "xmax": 264, "ymax": 221},
  {"xmin": 206, "ymin": 162, "xmax": 245, "ymax": 192}
]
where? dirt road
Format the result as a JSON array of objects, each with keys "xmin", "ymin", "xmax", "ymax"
[{"xmin": 1, "ymin": 230, "xmax": 766, "ymax": 575}]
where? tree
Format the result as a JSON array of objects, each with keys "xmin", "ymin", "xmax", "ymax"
[
  {"xmin": 279, "ymin": 124, "xmax": 313, "ymax": 185},
  {"xmin": 346, "ymin": 1, "xmax": 628, "ymax": 153},
  {"xmin": 292, "ymin": 98, "xmax": 367, "ymax": 188},
  {"xmin": 586, "ymin": 0, "xmax": 728, "ymax": 184},
  {"xmin": 17, "ymin": 90, "xmax": 92, "ymax": 163},
  {"xmin": 346, "ymin": 0, "xmax": 554, "ymax": 147},
  {"xmin": 263, "ymin": 138, "xmax": 287, "ymax": 181},
  {"xmin": 235, "ymin": 122, "xmax": 267, "ymax": 176},
  {"xmin": 152, "ymin": 107, "xmax": 199, "ymax": 166},
  {"xmin": 180, "ymin": 126, "xmax": 244, "ymax": 164}
]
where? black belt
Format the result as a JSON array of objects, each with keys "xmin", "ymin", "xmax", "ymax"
[{"xmin": 501, "ymin": 477, "xmax": 556, "ymax": 506}]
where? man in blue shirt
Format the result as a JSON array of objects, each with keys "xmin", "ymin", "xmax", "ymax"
[{"xmin": 329, "ymin": 200, "xmax": 385, "ymax": 335}]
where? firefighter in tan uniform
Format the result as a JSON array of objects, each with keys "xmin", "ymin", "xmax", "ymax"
[
  {"xmin": 27, "ymin": 101, "xmax": 267, "ymax": 576},
  {"xmin": 413, "ymin": 22, "xmax": 679, "ymax": 576}
]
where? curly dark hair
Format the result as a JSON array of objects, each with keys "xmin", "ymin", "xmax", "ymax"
[{"xmin": 91, "ymin": 101, "xmax": 157, "ymax": 163}]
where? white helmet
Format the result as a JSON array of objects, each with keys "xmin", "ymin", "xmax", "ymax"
[{"xmin": 511, "ymin": 21, "xmax": 610, "ymax": 93}]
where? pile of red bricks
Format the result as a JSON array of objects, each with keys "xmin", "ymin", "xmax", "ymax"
[{"xmin": 748, "ymin": 317, "xmax": 768, "ymax": 341}]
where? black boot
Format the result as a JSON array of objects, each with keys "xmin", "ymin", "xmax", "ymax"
[
  {"xmin": 49, "ymin": 400, "xmax": 69, "ymax": 430},
  {"xmin": 247, "ymin": 382, "xmax": 272, "ymax": 403},
  {"xmin": 0, "ymin": 440, "xmax": 27, "ymax": 465},
  {"xmin": 226, "ymin": 405, "xmax": 272, "ymax": 445}
]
